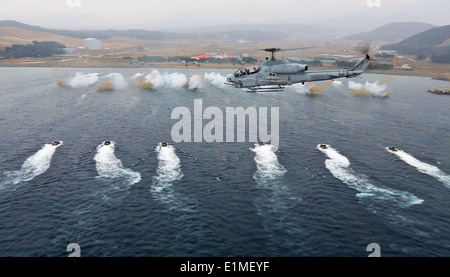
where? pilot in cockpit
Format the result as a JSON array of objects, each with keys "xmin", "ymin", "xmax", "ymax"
[{"xmin": 234, "ymin": 69, "xmax": 246, "ymax": 77}]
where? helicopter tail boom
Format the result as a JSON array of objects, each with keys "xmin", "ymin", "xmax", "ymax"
[{"xmin": 349, "ymin": 54, "xmax": 371, "ymax": 72}]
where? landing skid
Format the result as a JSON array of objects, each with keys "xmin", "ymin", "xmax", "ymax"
[{"xmin": 247, "ymin": 86, "xmax": 285, "ymax": 93}]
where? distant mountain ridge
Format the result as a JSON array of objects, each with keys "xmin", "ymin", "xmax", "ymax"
[
  {"xmin": 157, "ymin": 23, "xmax": 341, "ymax": 38},
  {"xmin": 380, "ymin": 25, "xmax": 450, "ymax": 55},
  {"xmin": 346, "ymin": 22, "xmax": 436, "ymax": 41},
  {"xmin": 0, "ymin": 20, "xmax": 291, "ymax": 42},
  {"xmin": 0, "ymin": 20, "xmax": 195, "ymax": 40}
]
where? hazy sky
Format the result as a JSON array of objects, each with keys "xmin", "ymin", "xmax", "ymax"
[{"xmin": 1, "ymin": 0, "xmax": 449, "ymax": 30}]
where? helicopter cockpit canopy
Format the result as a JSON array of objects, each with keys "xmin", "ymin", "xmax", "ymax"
[{"xmin": 234, "ymin": 66, "xmax": 262, "ymax": 77}]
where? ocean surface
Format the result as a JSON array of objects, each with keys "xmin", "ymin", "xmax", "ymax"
[{"xmin": 0, "ymin": 67, "xmax": 449, "ymax": 257}]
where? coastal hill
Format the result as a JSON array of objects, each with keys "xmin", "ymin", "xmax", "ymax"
[
  {"xmin": 346, "ymin": 22, "xmax": 436, "ymax": 42},
  {"xmin": 0, "ymin": 20, "xmax": 111, "ymax": 39},
  {"xmin": 0, "ymin": 26, "xmax": 81, "ymax": 49},
  {"xmin": 380, "ymin": 25, "xmax": 450, "ymax": 55}
]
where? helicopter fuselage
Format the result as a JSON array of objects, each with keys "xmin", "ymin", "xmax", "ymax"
[{"xmin": 226, "ymin": 55, "xmax": 370, "ymax": 91}]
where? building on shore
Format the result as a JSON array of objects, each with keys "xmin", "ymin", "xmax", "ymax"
[{"xmin": 83, "ymin": 38, "xmax": 101, "ymax": 50}]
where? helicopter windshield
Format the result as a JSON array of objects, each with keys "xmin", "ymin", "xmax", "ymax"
[{"xmin": 234, "ymin": 66, "xmax": 261, "ymax": 77}]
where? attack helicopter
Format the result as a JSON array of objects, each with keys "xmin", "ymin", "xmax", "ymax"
[{"xmin": 225, "ymin": 47, "xmax": 371, "ymax": 92}]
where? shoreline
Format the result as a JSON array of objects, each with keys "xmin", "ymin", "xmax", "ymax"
[{"xmin": 0, "ymin": 62, "xmax": 449, "ymax": 80}]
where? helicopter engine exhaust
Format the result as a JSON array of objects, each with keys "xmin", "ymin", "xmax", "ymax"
[{"xmin": 270, "ymin": 64, "xmax": 308, "ymax": 74}]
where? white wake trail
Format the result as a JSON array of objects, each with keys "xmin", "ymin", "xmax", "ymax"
[
  {"xmin": 251, "ymin": 143, "xmax": 301, "ymax": 251},
  {"xmin": 251, "ymin": 143, "xmax": 287, "ymax": 183},
  {"xmin": 387, "ymin": 148, "xmax": 450, "ymax": 188},
  {"xmin": 318, "ymin": 144, "xmax": 423, "ymax": 207},
  {"xmin": 93, "ymin": 141, "xmax": 141, "ymax": 185},
  {"xmin": 152, "ymin": 143, "xmax": 184, "ymax": 207},
  {"xmin": 1, "ymin": 142, "xmax": 62, "ymax": 188},
  {"xmin": 152, "ymin": 143, "xmax": 183, "ymax": 188}
]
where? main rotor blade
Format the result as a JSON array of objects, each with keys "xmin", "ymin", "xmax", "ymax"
[
  {"xmin": 279, "ymin": 47, "xmax": 315, "ymax": 52},
  {"xmin": 258, "ymin": 47, "xmax": 314, "ymax": 52}
]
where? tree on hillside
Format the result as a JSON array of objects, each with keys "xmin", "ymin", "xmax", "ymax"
[
  {"xmin": 416, "ymin": 53, "xmax": 426, "ymax": 60},
  {"xmin": 4, "ymin": 41, "xmax": 66, "ymax": 58},
  {"xmin": 430, "ymin": 46, "xmax": 450, "ymax": 63}
]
